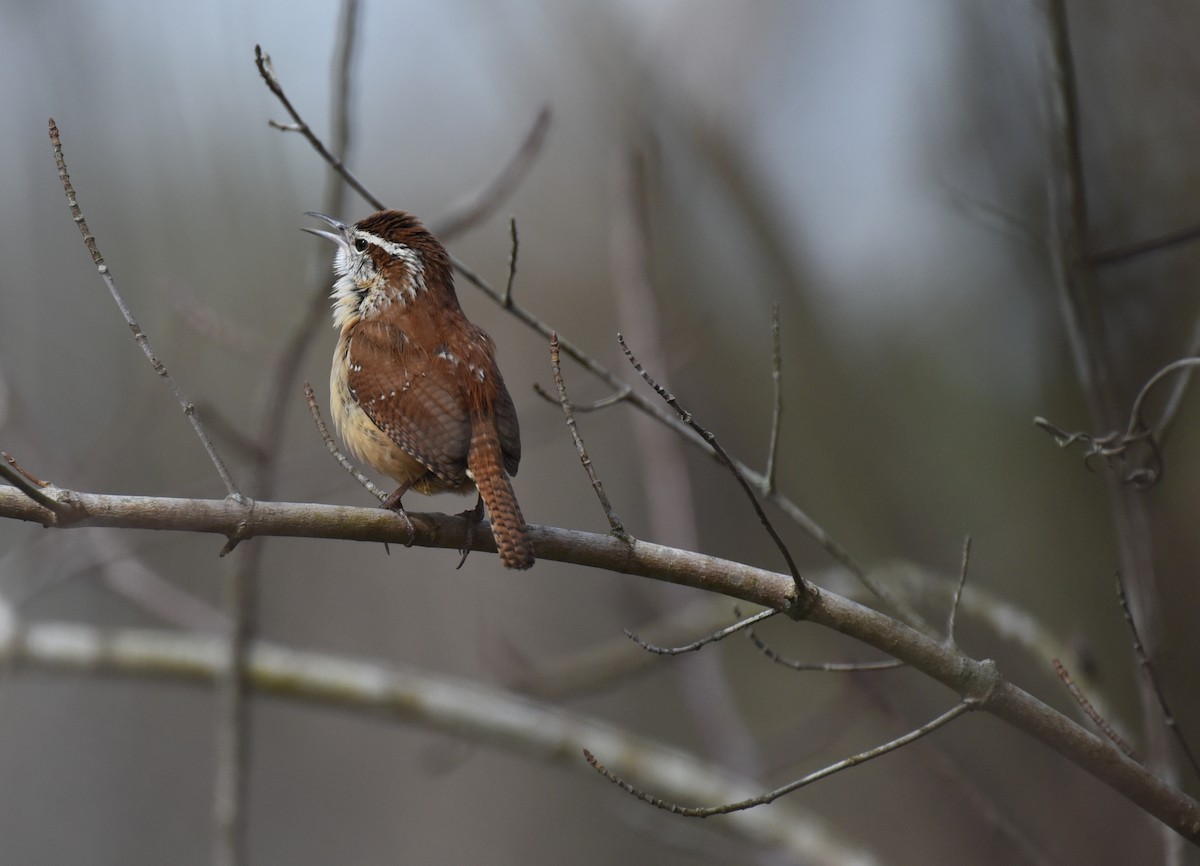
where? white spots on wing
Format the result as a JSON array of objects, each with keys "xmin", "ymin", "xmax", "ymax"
[
  {"xmin": 436, "ymin": 348, "xmax": 460, "ymax": 365},
  {"xmin": 469, "ymin": 364, "xmax": 486, "ymax": 382}
]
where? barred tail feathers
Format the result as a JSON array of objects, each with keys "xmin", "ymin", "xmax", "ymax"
[{"xmin": 467, "ymin": 424, "xmax": 534, "ymax": 569}]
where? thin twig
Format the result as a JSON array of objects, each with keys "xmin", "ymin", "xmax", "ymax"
[
  {"xmin": 48, "ymin": 119, "xmax": 244, "ymax": 503},
  {"xmin": 583, "ymin": 701, "xmax": 973, "ymax": 816},
  {"xmin": 743, "ymin": 618, "xmax": 904, "ymax": 672},
  {"xmin": 1157, "ymin": 321, "xmax": 1200, "ymax": 439},
  {"xmin": 946, "ymin": 535, "xmax": 971, "ymax": 645},
  {"xmin": 502, "ymin": 217, "xmax": 519, "ymax": 308},
  {"xmin": 762, "ymin": 303, "xmax": 783, "ymax": 496},
  {"xmin": 1088, "ymin": 222, "xmax": 1200, "ymax": 268},
  {"xmin": 1033, "ymin": 415, "xmax": 1100, "ymax": 451},
  {"xmin": 1116, "ymin": 574, "xmax": 1200, "ymax": 780},
  {"xmin": 511, "ymin": 597, "xmax": 748, "ymax": 699},
  {"xmin": 0, "ymin": 455, "xmax": 65, "ymax": 515},
  {"xmin": 549, "ymin": 335, "xmax": 627, "ymax": 537},
  {"xmin": 191, "ymin": 404, "xmax": 270, "ymax": 465},
  {"xmin": 433, "ymin": 106, "xmax": 552, "ymax": 241},
  {"xmin": 619, "ymin": 333, "xmax": 806, "ymax": 597},
  {"xmin": 532, "ymin": 382, "xmax": 633, "ymax": 413},
  {"xmin": 940, "ymin": 181, "xmax": 1040, "ymax": 249},
  {"xmin": 255, "ymin": 44, "xmax": 383, "ymax": 212},
  {"xmin": 1, "ymin": 453, "xmax": 45, "ymax": 486},
  {"xmin": 304, "ymin": 383, "xmax": 387, "ymax": 503},
  {"xmin": 623, "ymin": 608, "xmax": 778, "ymax": 656},
  {"xmin": 1128, "ymin": 357, "xmax": 1200, "ymax": 453},
  {"xmin": 1053, "ymin": 658, "xmax": 1139, "ymax": 760}
]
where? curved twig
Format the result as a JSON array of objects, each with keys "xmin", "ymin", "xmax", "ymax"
[
  {"xmin": 742, "ymin": 619, "xmax": 903, "ymax": 673},
  {"xmin": 624, "ymin": 608, "xmax": 778, "ymax": 656},
  {"xmin": 584, "ymin": 702, "xmax": 974, "ymax": 816},
  {"xmin": 433, "ymin": 107, "xmax": 552, "ymax": 241}
]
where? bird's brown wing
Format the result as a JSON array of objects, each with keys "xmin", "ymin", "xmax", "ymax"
[
  {"xmin": 489, "ymin": 373, "xmax": 521, "ymax": 477},
  {"xmin": 346, "ymin": 322, "xmax": 472, "ymax": 487}
]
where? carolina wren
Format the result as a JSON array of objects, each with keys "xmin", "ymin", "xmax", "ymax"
[{"xmin": 304, "ymin": 209, "xmax": 535, "ymax": 569}]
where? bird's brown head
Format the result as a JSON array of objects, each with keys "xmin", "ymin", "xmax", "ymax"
[{"xmin": 304, "ymin": 209, "xmax": 455, "ymax": 331}]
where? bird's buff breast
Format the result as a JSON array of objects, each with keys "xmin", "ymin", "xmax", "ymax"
[{"xmin": 330, "ymin": 338, "xmax": 433, "ymax": 489}]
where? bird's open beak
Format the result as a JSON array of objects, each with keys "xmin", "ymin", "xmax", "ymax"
[{"xmin": 302, "ymin": 211, "xmax": 353, "ymax": 251}]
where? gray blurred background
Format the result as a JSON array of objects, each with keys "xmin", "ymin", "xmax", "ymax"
[{"xmin": 2, "ymin": 1, "xmax": 1200, "ymax": 864}]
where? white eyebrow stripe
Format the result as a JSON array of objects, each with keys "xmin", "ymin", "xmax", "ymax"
[
  {"xmin": 357, "ymin": 231, "xmax": 414, "ymax": 261},
  {"xmin": 354, "ymin": 230, "xmax": 427, "ymax": 299}
]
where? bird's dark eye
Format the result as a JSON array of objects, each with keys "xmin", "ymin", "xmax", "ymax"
[{"xmin": 354, "ymin": 238, "xmax": 368, "ymax": 253}]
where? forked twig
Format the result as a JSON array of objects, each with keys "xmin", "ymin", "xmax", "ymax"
[
  {"xmin": 48, "ymin": 119, "xmax": 244, "ymax": 504},
  {"xmin": 549, "ymin": 334, "xmax": 627, "ymax": 537},
  {"xmin": 255, "ymin": 45, "xmax": 383, "ymax": 212},
  {"xmin": 623, "ymin": 608, "xmax": 778, "ymax": 656},
  {"xmin": 619, "ymin": 334, "xmax": 805, "ymax": 596},
  {"xmin": 584, "ymin": 701, "xmax": 973, "ymax": 816}
]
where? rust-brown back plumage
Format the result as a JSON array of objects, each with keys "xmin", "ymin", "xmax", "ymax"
[{"xmin": 309, "ymin": 208, "xmax": 534, "ymax": 569}]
